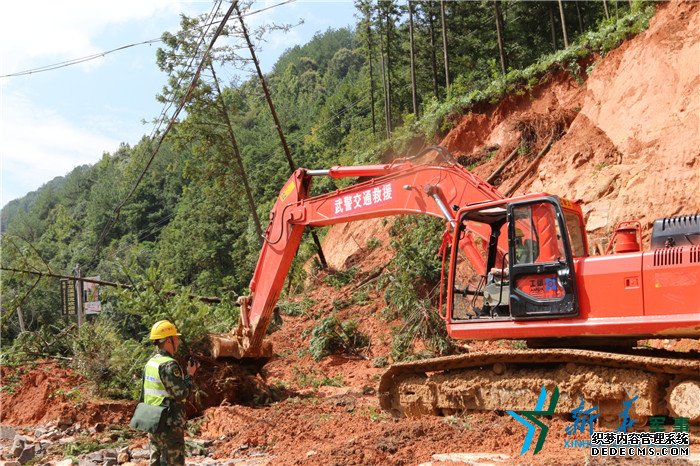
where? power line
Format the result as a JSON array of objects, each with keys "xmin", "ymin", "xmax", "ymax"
[
  {"xmin": 0, "ymin": 0, "xmax": 296, "ymax": 79},
  {"xmin": 1, "ymin": 266, "xmax": 222, "ymax": 303},
  {"xmin": 0, "ymin": 39, "xmax": 163, "ymax": 78}
]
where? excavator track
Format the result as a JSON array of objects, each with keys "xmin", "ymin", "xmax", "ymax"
[{"xmin": 378, "ymin": 348, "xmax": 700, "ymax": 423}]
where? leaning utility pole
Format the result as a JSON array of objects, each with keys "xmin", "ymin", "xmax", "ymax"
[
  {"xmin": 209, "ymin": 64, "xmax": 264, "ymax": 243},
  {"xmin": 235, "ymin": 4, "xmax": 328, "ymax": 269}
]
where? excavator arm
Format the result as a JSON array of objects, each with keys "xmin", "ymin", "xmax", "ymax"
[{"xmin": 210, "ymin": 160, "xmax": 504, "ymax": 359}]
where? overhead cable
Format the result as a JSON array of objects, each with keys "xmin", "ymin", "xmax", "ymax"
[{"xmin": 0, "ymin": 0, "xmax": 296, "ymax": 79}]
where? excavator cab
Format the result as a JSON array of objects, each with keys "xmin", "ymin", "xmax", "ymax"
[{"xmin": 447, "ymin": 195, "xmax": 583, "ymax": 321}]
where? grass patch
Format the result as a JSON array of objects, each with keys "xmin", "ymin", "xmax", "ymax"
[
  {"xmin": 366, "ymin": 406, "xmax": 389, "ymax": 423},
  {"xmin": 366, "ymin": 237, "xmax": 381, "ymax": 251},
  {"xmin": 444, "ymin": 414, "xmax": 472, "ymax": 431},
  {"xmin": 292, "ymin": 367, "xmax": 344, "ymax": 388},
  {"xmin": 63, "ymin": 436, "xmax": 126, "ymax": 457},
  {"xmin": 278, "ymin": 298, "xmax": 316, "ymax": 317},
  {"xmin": 323, "ymin": 267, "xmax": 359, "ymax": 289}
]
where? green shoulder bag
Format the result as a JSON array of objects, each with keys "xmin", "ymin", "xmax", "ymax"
[
  {"xmin": 129, "ymin": 402, "xmax": 167, "ymax": 433},
  {"xmin": 129, "ymin": 375, "xmax": 168, "ymax": 433}
]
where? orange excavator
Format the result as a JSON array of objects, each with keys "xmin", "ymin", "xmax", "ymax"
[{"xmin": 210, "ymin": 148, "xmax": 700, "ymax": 423}]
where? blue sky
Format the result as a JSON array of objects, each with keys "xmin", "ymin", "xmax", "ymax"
[{"xmin": 0, "ymin": 0, "xmax": 357, "ymax": 208}]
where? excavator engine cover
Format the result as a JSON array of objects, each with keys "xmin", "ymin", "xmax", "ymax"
[{"xmin": 650, "ymin": 214, "xmax": 700, "ymax": 249}]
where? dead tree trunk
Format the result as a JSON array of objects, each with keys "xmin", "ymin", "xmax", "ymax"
[
  {"xmin": 494, "ymin": 0, "xmax": 508, "ymax": 75},
  {"xmin": 408, "ymin": 0, "xmax": 419, "ymax": 115},
  {"xmin": 557, "ymin": 0, "xmax": 569, "ymax": 48},
  {"xmin": 504, "ymin": 133, "xmax": 556, "ymax": 197}
]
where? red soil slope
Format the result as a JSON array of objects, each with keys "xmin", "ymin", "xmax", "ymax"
[{"xmin": 328, "ymin": 1, "xmax": 699, "ymax": 262}]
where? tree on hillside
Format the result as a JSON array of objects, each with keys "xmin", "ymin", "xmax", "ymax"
[
  {"xmin": 557, "ymin": 0, "xmax": 570, "ymax": 48},
  {"xmin": 574, "ymin": 0, "xmax": 584, "ymax": 33},
  {"xmin": 376, "ymin": 0, "xmax": 400, "ymax": 136},
  {"xmin": 549, "ymin": 3, "xmax": 559, "ymax": 51},
  {"xmin": 424, "ymin": 1, "xmax": 440, "ymax": 98},
  {"xmin": 355, "ymin": 0, "xmax": 377, "ymax": 134},
  {"xmin": 156, "ymin": 12, "xmax": 263, "ymax": 242}
]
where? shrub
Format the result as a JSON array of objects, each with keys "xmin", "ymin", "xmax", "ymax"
[
  {"xmin": 71, "ymin": 319, "xmax": 151, "ymax": 399},
  {"xmin": 372, "ymin": 356, "xmax": 388, "ymax": 368},
  {"xmin": 365, "ymin": 237, "xmax": 381, "ymax": 251},
  {"xmin": 308, "ymin": 314, "xmax": 369, "ymax": 361},
  {"xmin": 381, "ymin": 216, "xmax": 456, "ymax": 360}
]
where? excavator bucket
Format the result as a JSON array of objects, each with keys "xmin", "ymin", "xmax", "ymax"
[
  {"xmin": 208, "ymin": 332, "xmax": 273, "ymax": 359},
  {"xmin": 208, "ymin": 295, "xmax": 274, "ymax": 359}
]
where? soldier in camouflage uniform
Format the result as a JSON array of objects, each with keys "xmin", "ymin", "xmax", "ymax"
[{"xmin": 144, "ymin": 320, "xmax": 199, "ymax": 466}]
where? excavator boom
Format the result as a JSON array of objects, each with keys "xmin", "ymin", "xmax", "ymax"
[{"xmin": 210, "ymin": 160, "xmax": 505, "ymax": 358}]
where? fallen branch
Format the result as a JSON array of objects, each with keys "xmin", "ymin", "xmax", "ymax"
[
  {"xmin": 504, "ymin": 131, "xmax": 557, "ymax": 197},
  {"xmin": 486, "ymin": 145, "xmax": 521, "ymax": 185},
  {"xmin": 352, "ymin": 265, "xmax": 387, "ymax": 291}
]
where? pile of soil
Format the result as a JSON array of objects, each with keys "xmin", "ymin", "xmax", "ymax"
[{"xmin": 0, "ymin": 361, "xmax": 134, "ymax": 426}]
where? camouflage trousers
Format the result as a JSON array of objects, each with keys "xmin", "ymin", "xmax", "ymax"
[{"xmin": 149, "ymin": 428, "xmax": 185, "ymax": 466}]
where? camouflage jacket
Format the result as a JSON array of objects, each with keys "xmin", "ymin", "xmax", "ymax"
[{"xmin": 153, "ymin": 349, "xmax": 192, "ymax": 429}]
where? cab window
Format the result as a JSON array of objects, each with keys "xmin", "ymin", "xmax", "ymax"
[
  {"xmin": 563, "ymin": 210, "xmax": 586, "ymax": 257},
  {"xmin": 512, "ymin": 202, "xmax": 565, "ymax": 265}
]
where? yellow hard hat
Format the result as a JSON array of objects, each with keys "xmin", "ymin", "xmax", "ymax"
[{"xmin": 149, "ymin": 320, "xmax": 181, "ymax": 340}]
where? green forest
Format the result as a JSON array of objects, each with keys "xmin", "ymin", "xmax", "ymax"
[{"xmin": 1, "ymin": 0, "xmax": 654, "ymax": 398}]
